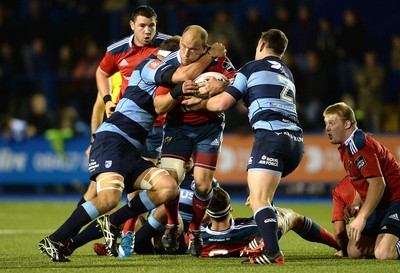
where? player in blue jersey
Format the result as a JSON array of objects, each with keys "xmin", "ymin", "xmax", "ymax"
[
  {"xmin": 38, "ymin": 38, "xmax": 227, "ymax": 262},
  {"xmin": 185, "ymin": 29, "xmax": 304, "ymax": 265},
  {"xmin": 99, "ymin": 180, "xmax": 339, "ymax": 257}
]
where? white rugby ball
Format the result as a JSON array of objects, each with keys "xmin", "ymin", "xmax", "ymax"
[
  {"xmin": 194, "ymin": 71, "xmax": 229, "ymax": 84},
  {"xmin": 193, "ymin": 72, "xmax": 229, "ymax": 99}
]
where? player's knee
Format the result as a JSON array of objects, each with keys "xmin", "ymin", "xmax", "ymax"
[
  {"xmin": 374, "ymin": 245, "xmax": 396, "ymax": 260},
  {"xmin": 347, "ymin": 246, "xmax": 364, "ymax": 259},
  {"xmin": 193, "ymin": 179, "xmax": 212, "ymax": 195},
  {"xmin": 157, "ymin": 176, "xmax": 180, "ymax": 201}
]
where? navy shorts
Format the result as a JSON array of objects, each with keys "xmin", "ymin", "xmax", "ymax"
[
  {"xmin": 142, "ymin": 125, "xmax": 163, "ymax": 159},
  {"xmin": 89, "ymin": 131, "xmax": 155, "ymax": 193},
  {"xmin": 162, "ymin": 118, "xmax": 224, "ymax": 163},
  {"xmin": 247, "ymin": 130, "xmax": 304, "ymax": 177},
  {"xmin": 362, "ymin": 200, "xmax": 400, "ymax": 238}
]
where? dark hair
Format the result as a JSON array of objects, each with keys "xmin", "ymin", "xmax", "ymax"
[
  {"xmin": 159, "ymin": 35, "xmax": 181, "ymax": 52},
  {"xmin": 261, "ymin": 29, "xmax": 288, "ymax": 56},
  {"xmin": 131, "ymin": 5, "xmax": 157, "ymax": 21},
  {"xmin": 206, "ymin": 187, "xmax": 231, "ymax": 221}
]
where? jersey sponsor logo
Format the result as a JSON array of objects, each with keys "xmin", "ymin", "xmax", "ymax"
[
  {"xmin": 355, "ymin": 155, "xmax": 366, "ymax": 170},
  {"xmin": 389, "ymin": 213, "xmax": 399, "ymax": 221},
  {"xmin": 221, "ymin": 59, "xmax": 235, "ymax": 72},
  {"xmin": 258, "ymin": 155, "xmax": 279, "ymax": 167},
  {"xmin": 147, "ymin": 59, "xmax": 162, "ymax": 70},
  {"xmin": 120, "ymin": 59, "xmax": 129, "ymax": 66},
  {"xmin": 105, "ymin": 160, "xmax": 112, "ymax": 168}
]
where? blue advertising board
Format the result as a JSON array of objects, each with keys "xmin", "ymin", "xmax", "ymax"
[{"xmin": 0, "ymin": 137, "xmax": 89, "ymax": 185}]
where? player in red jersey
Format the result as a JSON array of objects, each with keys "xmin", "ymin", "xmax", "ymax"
[
  {"xmin": 153, "ymin": 25, "xmax": 236, "ymax": 256},
  {"xmin": 331, "ymin": 176, "xmax": 357, "ymax": 256},
  {"xmin": 324, "ymin": 102, "xmax": 400, "ymax": 259}
]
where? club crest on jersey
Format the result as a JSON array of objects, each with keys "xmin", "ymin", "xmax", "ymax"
[
  {"xmin": 105, "ymin": 160, "xmax": 112, "ymax": 168},
  {"xmin": 355, "ymin": 155, "xmax": 366, "ymax": 170},
  {"xmin": 348, "ymin": 160, "xmax": 352, "ymax": 168},
  {"xmin": 148, "ymin": 59, "xmax": 162, "ymax": 70}
]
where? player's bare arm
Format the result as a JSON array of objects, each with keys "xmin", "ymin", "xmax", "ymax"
[
  {"xmin": 154, "ymin": 80, "xmax": 199, "ymax": 114},
  {"xmin": 348, "ymin": 176, "xmax": 385, "ymax": 241},
  {"xmin": 171, "ymin": 42, "xmax": 226, "ymax": 83},
  {"xmin": 95, "ymin": 66, "xmax": 115, "ymax": 118}
]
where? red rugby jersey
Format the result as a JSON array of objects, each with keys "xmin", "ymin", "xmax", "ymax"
[
  {"xmin": 338, "ymin": 129, "xmax": 400, "ymax": 205},
  {"xmin": 331, "ymin": 176, "xmax": 356, "ymax": 222}
]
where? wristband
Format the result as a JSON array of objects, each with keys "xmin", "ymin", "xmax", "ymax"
[
  {"xmin": 103, "ymin": 94, "xmax": 112, "ymax": 104},
  {"xmin": 170, "ymin": 82, "xmax": 184, "ymax": 99}
]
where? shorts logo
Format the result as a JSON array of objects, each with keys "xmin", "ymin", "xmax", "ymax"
[
  {"xmin": 264, "ymin": 218, "xmax": 277, "ymax": 224},
  {"xmin": 211, "ymin": 138, "xmax": 220, "ymax": 146},
  {"xmin": 105, "ymin": 160, "xmax": 112, "ymax": 168},
  {"xmin": 258, "ymin": 155, "xmax": 279, "ymax": 167},
  {"xmin": 163, "ymin": 136, "xmax": 172, "ymax": 145},
  {"xmin": 247, "ymin": 156, "xmax": 253, "ymax": 165},
  {"xmin": 389, "ymin": 213, "xmax": 399, "ymax": 221},
  {"xmin": 88, "ymin": 160, "xmax": 99, "ymax": 173}
]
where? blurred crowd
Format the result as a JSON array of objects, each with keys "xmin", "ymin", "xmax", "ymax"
[{"xmin": 1, "ymin": 0, "xmax": 400, "ymax": 143}]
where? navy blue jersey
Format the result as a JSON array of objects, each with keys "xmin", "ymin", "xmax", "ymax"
[
  {"xmin": 226, "ymin": 56, "xmax": 302, "ymax": 132},
  {"xmin": 179, "ymin": 172, "xmax": 219, "ymax": 229},
  {"xmin": 200, "ymin": 217, "xmax": 259, "ymax": 257},
  {"xmin": 95, "ymin": 56, "xmax": 176, "ymax": 151}
]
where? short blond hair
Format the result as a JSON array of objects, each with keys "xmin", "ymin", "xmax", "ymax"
[{"xmin": 323, "ymin": 102, "xmax": 357, "ymax": 126}]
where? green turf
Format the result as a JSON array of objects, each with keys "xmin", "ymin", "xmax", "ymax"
[{"xmin": 0, "ymin": 201, "xmax": 398, "ymax": 273}]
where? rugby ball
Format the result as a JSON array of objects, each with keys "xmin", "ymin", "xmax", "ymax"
[
  {"xmin": 193, "ymin": 72, "xmax": 229, "ymax": 98},
  {"xmin": 194, "ymin": 71, "xmax": 229, "ymax": 84}
]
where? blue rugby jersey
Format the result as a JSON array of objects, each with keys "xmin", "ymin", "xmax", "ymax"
[
  {"xmin": 200, "ymin": 217, "xmax": 259, "ymax": 257},
  {"xmin": 94, "ymin": 55, "xmax": 176, "ymax": 151},
  {"xmin": 225, "ymin": 56, "xmax": 302, "ymax": 132}
]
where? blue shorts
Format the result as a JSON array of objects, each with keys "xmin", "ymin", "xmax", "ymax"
[
  {"xmin": 142, "ymin": 125, "xmax": 163, "ymax": 159},
  {"xmin": 247, "ymin": 130, "xmax": 304, "ymax": 177},
  {"xmin": 89, "ymin": 131, "xmax": 155, "ymax": 193},
  {"xmin": 362, "ymin": 200, "xmax": 400, "ymax": 238},
  {"xmin": 162, "ymin": 118, "xmax": 224, "ymax": 168}
]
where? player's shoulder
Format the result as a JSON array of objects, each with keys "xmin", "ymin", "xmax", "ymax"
[
  {"xmin": 347, "ymin": 129, "xmax": 367, "ymax": 155},
  {"xmin": 107, "ymin": 35, "xmax": 133, "ymax": 54},
  {"xmin": 153, "ymin": 32, "xmax": 172, "ymax": 47}
]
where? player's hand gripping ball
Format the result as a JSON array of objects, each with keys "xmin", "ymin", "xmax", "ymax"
[{"xmin": 193, "ymin": 72, "xmax": 229, "ymax": 99}]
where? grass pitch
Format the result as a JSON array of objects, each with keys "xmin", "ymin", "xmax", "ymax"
[{"xmin": 0, "ymin": 199, "xmax": 398, "ymax": 273}]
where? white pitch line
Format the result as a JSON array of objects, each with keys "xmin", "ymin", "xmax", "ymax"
[{"xmin": 0, "ymin": 229, "xmax": 54, "ymax": 234}]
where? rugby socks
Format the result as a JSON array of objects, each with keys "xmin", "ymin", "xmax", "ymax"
[
  {"xmin": 396, "ymin": 240, "xmax": 400, "ymax": 259},
  {"xmin": 110, "ymin": 191, "xmax": 156, "ymax": 227},
  {"xmin": 77, "ymin": 196, "xmax": 86, "ymax": 207},
  {"xmin": 50, "ymin": 201, "xmax": 98, "ymax": 243},
  {"xmin": 122, "ymin": 216, "xmax": 139, "ymax": 235},
  {"xmin": 72, "ymin": 219, "xmax": 103, "ymax": 248},
  {"xmin": 134, "ymin": 215, "xmax": 164, "ymax": 254},
  {"xmin": 254, "ymin": 206, "xmax": 280, "ymax": 255},
  {"xmin": 189, "ymin": 188, "xmax": 213, "ymax": 231},
  {"xmin": 164, "ymin": 194, "xmax": 180, "ymax": 226},
  {"xmin": 297, "ymin": 217, "xmax": 340, "ymax": 250}
]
